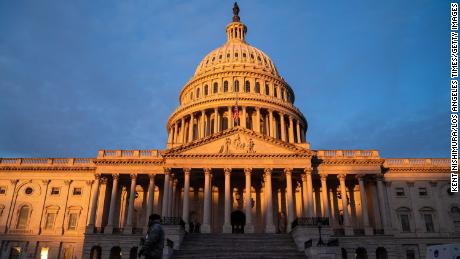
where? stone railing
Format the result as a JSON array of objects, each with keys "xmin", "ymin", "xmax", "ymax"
[
  {"xmin": 292, "ymin": 217, "xmax": 330, "ymax": 229},
  {"xmin": 384, "ymin": 158, "xmax": 449, "ymax": 167},
  {"xmin": 0, "ymin": 158, "xmax": 94, "ymax": 166},
  {"xmin": 97, "ymin": 150, "xmax": 163, "ymax": 159},
  {"xmin": 316, "ymin": 150, "xmax": 380, "ymax": 158}
]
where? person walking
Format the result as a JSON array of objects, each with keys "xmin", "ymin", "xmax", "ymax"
[{"xmin": 138, "ymin": 214, "xmax": 165, "ymax": 259}]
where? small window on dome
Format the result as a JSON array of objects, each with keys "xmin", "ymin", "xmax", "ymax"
[
  {"xmin": 213, "ymin": 83, "xmax": 218, "ymax": 93},
  {"xmin": 234, "ymin": 52, "xmax": 238, "ymax": 58},
  {"xmin": 265, "ymin": 83, "xmax": 270, "ymax": 95},
  {"xmin": 212, "ymin": 57, "xmax": 215, "ymax": 61},
  {"xmin": 257, "ymin": 56, "xmax": 262, "ymax": 62},
  {"xmin": 255, "ymin": 82, "xmax": 260, "ymax": 93},
  {"xmin": 245, "ymin": 81, "xmax": 250, "ymax": 93},
  {"xmin": 196, "ymin": 88, "xmax": 200, "ymax": 98},
  {"xmin": 204, "ymin": 85, "xmax": 208, "ymax": 96},
  {"xmin": 250, "ymin": 54, "xmax": 254, "ymax": 59},
  {"xmin": 281, "ymin": 90, "xmax": 285, "ymax": 100},
  {"xmin": 206, "ymin": 60, "xmax": 209, "ymax": 64},
  {"xmin": 274, "ymin": 86, "xmax": 278, "ymax": 98},
  {"xmin": 243, "ymin": 53, "xmax": 247, "ymax": 58},
  {"xmin": 224, "ymin": 81, "xmax": 228, "ymax": 92},
  {"xmin": 219, "ymin": 55, "xmax": 222, "ymax": 59},
  {"xmin": 227, "ymin": 53, "xmax": 230, "ymax": 58}
]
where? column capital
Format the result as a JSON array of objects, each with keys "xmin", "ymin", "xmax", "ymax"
[
  {"xmin": 94, "ymin": 173, "xmax": 101, "ymax": 180},
  {"xmin": 148, "ymin": 173, "xmax": 155, "ymax": 180},
  {"xmin": 129, "ymin": 173, "xmax": 137, "ymax": 180},
  {"xmin": 164, "ymin": 167, "xmax": 171, "ymax": 175},
  {"xmin": 112, "ymin": 173, "xmax": 120, "ymax": 180},
  {"xmin": 100, "ymin": 177, "xmax": 108, "ymax": 184},
  {"xmin": 264, "ymin": 168, "xmax": 273, "ymax": 176},
  {"xmin": 301, "ymin": 174, "xmax": 306, "ymax": 182},
  {"xmin": 319, "ymin": 172, "xmax": 328, "ymax": 180},
  {"xmin": 356, "ymin": 174, "xmax": 366, "ymax": 181},
  {"xmin": 224, "ymin": 168, "xmax": 232, "ymax": 176},
  {"xmin": 284, "ymin": 168, "xmax": 293, "ymax": 176},
  {"xmin": 204, "ymin": 168, "xmax": 212, "ymax": 175},
  {"xmin": 183, "ymin": 168, "xmax": 191, "ymax": 176},
  {"xmin": 244, "ymin": 168, "xmax": 252, "ymax": 176},
  {"xmin": 337, "ymin": 174, "xmax": 346, "ymax": 181},
  {"xmin": 41, "ymin": 179, "xmax": 51, "ymax": 185},
  {"xmin": 303, "ymin": 167, "xmax": 313, "ymax": 175},
  {"xmin": 64, "ymin": 180, "xmax": 72, "ymax": 186}
]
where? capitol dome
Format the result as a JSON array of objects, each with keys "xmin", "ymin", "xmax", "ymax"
[{"xmin": 167, "ymin": 3, "xmax": 308, "ymax": 148}]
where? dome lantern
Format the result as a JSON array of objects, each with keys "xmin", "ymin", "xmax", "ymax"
[{"xmin": 226, "ymin": 2, "xmax": 247, "ymax": 43}]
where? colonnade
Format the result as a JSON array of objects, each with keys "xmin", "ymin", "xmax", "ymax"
[
  {"xmin": 86, "ymin": 168, "xmax": 390, "ymax": 235},
  {"xmin": 167, "ymin": 106, "xmax": 306, "ymax": 145}
]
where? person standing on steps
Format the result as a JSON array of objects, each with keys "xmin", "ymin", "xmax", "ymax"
[{"xmin": 138, "ymin": 214, "xmax": 165, "ymax": 259}]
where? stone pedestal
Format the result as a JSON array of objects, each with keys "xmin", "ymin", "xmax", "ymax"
[
  {"xmin": 291, "ymin": 225, "xmax": 333, "ymax": 251},
  {"xmin": 305, "ymin": 246, "xmax": 340, "ymax": 259},
  {"xmin": 104, "ymin": 225, "xmax": 114, "ymax": 234},
  {"xmin": 123, "ymin": 226, "xmax": 133, "ymax": 234},
  {"xmin": 265, "ymin": 224, "xmax": 276, "ymax": 233}
]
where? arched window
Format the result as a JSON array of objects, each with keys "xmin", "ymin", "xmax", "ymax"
[
  {"xmin": 420, "ymin": 207, "xmax": 435, "ymax": 232},
  {"xmin": 451, "ymin": 206, "xmax": 460, "ymax": 233},
  {"xmin": 255, "ymin": 82, "xmax": 260, "ymax": 93},
  {"xmin": 90, "ymin": 246, "xmax": 102, "ymax": 259},
  {"xmin": 356, "ymin": 247, "xmax": 368, "ymax": 259},
  {"xmin": 234, "ymin": 80, "xmax": 239, "ymax": 92},
  {"xmin": 376, "ymin": 247, "xmax": 388, "ymax": 259},
  {"xmin": 223, "ymin": 81, "xmax": 228, "ymax": 92},
  {"xmin": 16, "ymin": 205, "xmax": 30, "ymax": 229},
  {"xmin": 245, "ymin": 81, "xmax": 250, "ymax": 93},
  {"xmin": 396, "ymin": 207, "xmax": 412, "ymax": 232},
  {"xmin": 274, "ymin": 86, "xmax": 278, "ymax": 97},
  {"xmin": 109, "ymin": 247, "xmax": 122, "ymax": 259},
  {"xmin": 204, "ymin": 85, "xmax": 208, "ymax": 96},
  {"xmin": 265, "ymin": 83, "xmax": 270, "ymax": 96},
  {"xmin": 196, "ymin": 88, "xmax": 200, "ymax": 98},
  {"xmin": 213, "ymin": 83, "xmax": 218, "ymax": 94}
]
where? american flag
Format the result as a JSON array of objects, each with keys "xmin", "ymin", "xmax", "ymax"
[{"xmin": 233, "ymin": 105, "xmax": 239, "ymax": 124}]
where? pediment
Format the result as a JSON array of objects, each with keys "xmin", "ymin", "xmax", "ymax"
[{"xmin": 164, "ymin": 127, "xmax": 310, "ymax": 157}]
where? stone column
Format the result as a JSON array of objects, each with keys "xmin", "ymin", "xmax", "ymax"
[
  {"xmin": 320, "ymin": 173, "xmax": 331, "ymax": 219},
  {"xmin": 223, "ymin": 168, "xmax": 232, "ymax": 233},
  {"xmin": 214, "ymin": 108, "xmax": 218, "ymax": 134},
  {"xmin": 167, "ymin": 176, "xmax": 174, "ymax": 217},
  {"xmin": 162, "ymin": 168, "xmax": 171, "ymax": 217},
  {"xmin": 174, "ymin": 122, "xmax": 179, "ymax": 144},
  {"xmin": 357, "ymin": 175, "xmax": 372, "ymax": 235},
  {"xmin": 244, "ymin": 168, "xmax": 254, "ymax": 233},
  {"xmin": 376, "ymin": 174, "xmax": 389, "ymax": 231},
  {"xmin": 280, "ymin": 113, "xmax": 286, "ymax": 141},
  {"xmin": 296, "ymin": 120, "xmax": 301, "ymax": 143},
  {"xmin": 304, "ymin": 168, "xmax": 314, "ymax": 217},
  {"xmin": 168, "ymin": 127, "xmax": 173, "ymax": 144},
  {"xmin": 188, "ymin": 113, "xmax": 194, "ymax": 143},
  {"xmin": 86, "ymin": 174, "xmax": 101, "ymax": 233},
  {"xmin": 338, "ymin": 174, "xmax": 353, "ymax": 235},
  {"xmin": 200, "ymin": 110, "xmax": 205, "ymax": 138},
  {"xmin": 182, "ymin": 168, "xmax": 191, "ymax": 231},
  {"xmin": 105, "ymin": 174, "xmax": 119, "ymax": 234},
  {"xmin": 124, "ymin": 173, "xmax": 137, "ymax": 234},
  {"xmin": 202, "ymin": 168, "xmax": 212, "ymax": 233},
  {"xmin": 242, "ymin": 106, "xmax": 247, "ymax": 128},
  {"xmin": 228, "ymin": 106, "xmax": 232, "ymax": 129},
  {"xmin": 268, "ymin": 110, "xmax": 274, "ymax": 138},
  {"xmin": 171, "ymin": 178, "xmax": 177, "ymax": 216},
  {"xmin": 301, "ymin": 174, "xmax": 308, "ymax": 217},
  {"xmin": 288, "ymin": 116, "xmax": 294, "ymax": 143},
  {"xmin": 264, "ymin": 168, "xmax": 276, "ymax": 233},
  {"xmin": 255, "ymin": 108, "xmax": 261, "ymax": 133},
  {"xmin": 285, "ymin": 168, "xmax": 295, "ymax": 232},
  {"xmin": 144, "ymin": 174, "xmax": 155, "ymax": 231},
  {"xmin": 180, "ymin": 118, "xmax": 185, "ymax": 144}
]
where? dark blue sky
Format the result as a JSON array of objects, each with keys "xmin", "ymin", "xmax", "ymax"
[{"xmin": 0, "ymin": 0, "xmax": 450, "ymax": 158}]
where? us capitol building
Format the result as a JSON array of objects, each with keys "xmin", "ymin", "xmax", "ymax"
[{"xmin": 0, "ymin": 3, "xmax": 457, "ymax": 259}]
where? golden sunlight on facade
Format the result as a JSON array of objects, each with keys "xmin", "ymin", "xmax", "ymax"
[{"xmin": 0, "ymin": 3, "xmax": 457, "ymax": 259}]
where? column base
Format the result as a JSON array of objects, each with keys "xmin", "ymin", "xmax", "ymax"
[
  {"xmin": 105, "ymin": 225, "xmax": 114, "ymax": 234},
  {"xmin": 123, "ymin": 226, "xmax": 133, "ymax": 234},
  {"xmin": 265, "ymin": 224, "xmax": 276, "ymax": 233},
  {"xmin": 201, "ymin": 224, "xmax": 211, "ymax": 233},
  {"xmin": 222, "ymin": 224, "xmax": 232, "ymax": 233},
  {"xmin": 85, "ymin": 225, "xmax": 95, "ymax": 234},
  {"xmin": 344, "ymin": 226, "xmax": 353, "ymax": 236},
  {"xmin": 245, "ymin": 224, "xmax": 254, "ymax": 233},
  {"xmin": 364, "ymin": 226, "xmax": 373, "ymax": 236}
]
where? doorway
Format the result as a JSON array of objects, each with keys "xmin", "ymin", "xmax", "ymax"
[{"xmin": 231, "ymin": 210, "xmax": 246, "ymax": 233}]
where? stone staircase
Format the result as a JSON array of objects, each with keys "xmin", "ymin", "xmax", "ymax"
[{"xmin": 173, "ymin": 233, "xmax": 306, "ymax": 259}]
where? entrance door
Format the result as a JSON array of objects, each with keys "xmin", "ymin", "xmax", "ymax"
[{"xmin": 231, "ymin": 210, "xmax": 246, "ymax": 233}]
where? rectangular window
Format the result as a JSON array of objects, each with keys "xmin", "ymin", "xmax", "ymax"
[
  {"xmin": 0, "ymin": 186, "xmax": 6, "ymax": 195},
  {"xmin": 424, "ymin": 214, "xmax": 435, "ymax": 232},
  {"xmin": 68, "ymin": 213, "xmax": 78, "ymax": 230},
  {"xmin": 72, "ymin": 188, "xmax": 82, "ymax": 196},
  {"xmin": 401, "ymin": 214, "xmax": 411, "ymax": 232},
  {"xmin": 419, "ymin": 187, "xmax": 428, "ymax": 196},
  {"xmin": 50, "ymin": 187, "xmax": 60, "ymax": 195},
  {"xmin": 396, "ymin": 187, "xmax": 405, "ymax": 196},
  {"xmin": 406, "ymin": 250, "xmax": 415, "ymax": 259},
  {"xmin": 63, "ymin": 247, "xmax": 73, "ymax": 259},
  {"xmin": 40, "ymin": 247, "xmax": 49, "ymax": 259},
  {"xmin": 45, "ymin": 213, "xmax": 56, "ymax": 230}
]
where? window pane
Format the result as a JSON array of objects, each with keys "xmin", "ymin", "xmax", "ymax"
[
  {"xmin": 45, "ymin": 213, "xmax": 56, "ymax": 230},
  {"xmin": 68, "ymin": 213, "xmax": 78, "ymax": 230},
  {"xmin": 401, "ymin": 214, "xmax": 410, "ymax": 232},
  {"xmin": 17, "ymin": 206, "xmax": 30, "ymax": 229},
  {"xmin": 424, "ymin": 214, "xmax": 434, "ymax": 232}
]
